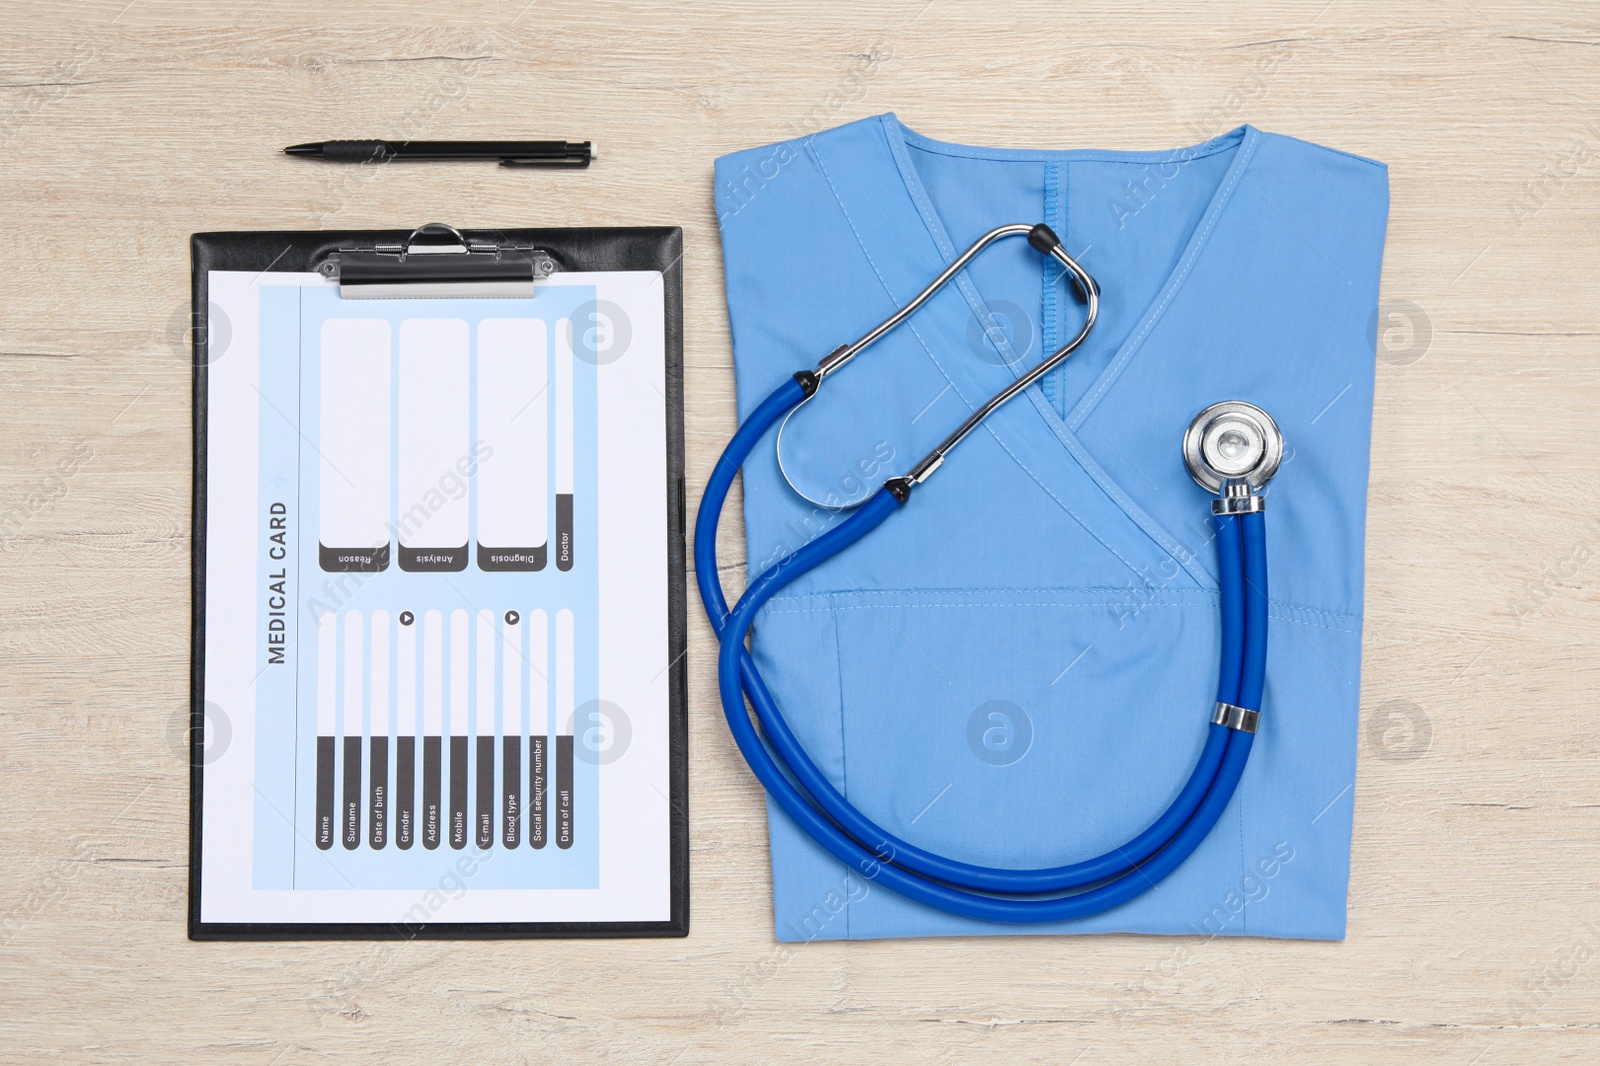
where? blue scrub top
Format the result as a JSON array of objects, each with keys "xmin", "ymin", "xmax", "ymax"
[{"xmin": 713, "ymin": 114, "xmax": 1389, "ymax": 941}]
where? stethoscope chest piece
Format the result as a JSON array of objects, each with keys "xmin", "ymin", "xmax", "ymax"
[{"xmin": 1183, "ymin": 401, "xmax": 1284, "ymax": 495}]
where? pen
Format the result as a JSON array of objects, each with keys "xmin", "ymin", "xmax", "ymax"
[{"xmin": 284, "ymin": 139, "xmax": 594, "ymax": 167}]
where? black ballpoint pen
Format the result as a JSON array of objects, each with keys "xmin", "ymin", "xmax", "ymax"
[{"xmin": 284, "ymin": 139, "xmax": 595, "ymax": 168}]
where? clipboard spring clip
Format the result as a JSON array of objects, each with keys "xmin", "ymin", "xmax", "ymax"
[{"xmin": 318, "ymin": 223, "xmax": 558, "ymax": 299}]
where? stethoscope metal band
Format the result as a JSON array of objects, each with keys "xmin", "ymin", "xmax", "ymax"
[
  {"xmin": 1212, "ymin": 701, "xmax": 1261, "ymax": 734},
  {"xmin": 1213, "ymin": 494, "xmax": 1267, "ymax": 515}
]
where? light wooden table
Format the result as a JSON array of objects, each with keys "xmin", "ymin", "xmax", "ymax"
[{"xmin": 2, "ymin": 1, "xmax": 1597, "ymax": 1062}]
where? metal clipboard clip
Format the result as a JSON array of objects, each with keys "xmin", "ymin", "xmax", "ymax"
[{"xmin": 317, "ymin": 223, "xmax": 560, "ymax": 299}]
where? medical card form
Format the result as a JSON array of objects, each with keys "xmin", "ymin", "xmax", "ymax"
[{"xmin": 189, "ymin": 229, "xmax": 687, "ymax": 939}]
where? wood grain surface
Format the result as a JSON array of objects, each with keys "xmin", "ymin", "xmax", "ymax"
[{"xmin": 1, "ymin": 1, "xmax": 1597, "ymax": 1062}]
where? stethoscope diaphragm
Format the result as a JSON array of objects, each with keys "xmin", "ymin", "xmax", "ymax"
[{"xmin": 1183, "ymin": 400, "xmax": 1284, "ymax": 494}]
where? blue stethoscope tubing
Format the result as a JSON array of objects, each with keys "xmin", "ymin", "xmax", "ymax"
[{"xmin": 696, "ymin": 374, "xmax": 1269, "ymax": 923}]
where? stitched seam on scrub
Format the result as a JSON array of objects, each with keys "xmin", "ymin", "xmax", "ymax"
[
  {"xmin": 755, "ymin": 585, "xmax": 1356, "ymax": 617},
  {"xmin": 769, "ymin": 585, "xmax": 1228, "ymax": 602},
  {"xmin": 882, "ymin": 124, "xmax": 1169, "ymax": 586},
  {"xmin": 1270, "ymin": 602, "xmax": 1365, "ymax": 631},
  {"xmin": 1239, "ymin": 778, "xmax": 1248, "ymax": 935},
  {"xmin": 1042, "ymin": 159, "xmax": 1060, "ymax": 415},
  {"xmin": 889, "ymin": 134, "xmax": 1173, "ymax": 588},
  {"xmin": 869, "ymin": 121, "xmax": 1166, "ymax": 588},
  {"xmin": 876, "ymin": 122, "xmax": 1164, "ymax": 582},
  {"xmin": 887, "ymin": 119, "xmax": 1222, "ymax": 590},
  {"xmin": 762, "ymin": 585, "xmax": 1360, "ymax": 615},
  {"xmin": 900, "ymin": 134, "xmax": 1247, "ymax": 167},
  {"xmin": 829, "ymin": 595, "xmax": 851, "ymax": 940},
  {"xmin": 1068, "ymin": 129, "xmax": 1261, "ymax": 431},
  {"xmin": 1274, "ymin": 132, "xmax": 1388, "ymax": 171},
  {"xmin": 810, "ymin": 129, "xmax": 1158, "ymax": 589},
  {"xmin": 760, "ymin": 598, "xmax": 1361, "ymax": 634},
  {"xmin": 765, "ymin": 600, "xmax": 1203, "ymax": 611},
  {"xmin": 1019, "ymin": 367, "xmax": 1217, "ymax": 588}
]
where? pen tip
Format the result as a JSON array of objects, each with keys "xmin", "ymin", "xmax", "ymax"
[{"xmin": 283, "ymin": 143, "xmax": 319, "ymax": 156}]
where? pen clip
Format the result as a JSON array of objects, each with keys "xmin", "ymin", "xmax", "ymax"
[{"xmin": 499, "ymin": 154, "xmax": 592, "ymax": 168}]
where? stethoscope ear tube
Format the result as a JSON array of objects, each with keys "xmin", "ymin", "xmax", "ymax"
[
  {"xmin": 775, "ymin": 222, "xmax": 1099, "ymax": 509},
  {"xmin": 696, "ymin": 374, "xmax": 1271, "ymax": 923}
]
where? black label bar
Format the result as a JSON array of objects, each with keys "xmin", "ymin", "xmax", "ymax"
[
  {"xmin": 502, "ymin": 736, "xmax": 521, "ymax": 848},
  {"xmin": 318, "ymin": 541, "xmax": 390, "ymax": 573},
  {"xmin": 398, "ymin": 544, "xmax": 469, "ymax": 572},
  {"xmin": 556, "ymin": 734, "xmax": 574, "ymax": 849},
  {"xmin": 476, "ymin": 542, "xmax": 548, "ymax": 572},
  {"xmin": 395, "ymin": 735, "xmax": 415, "ymax": 850},
  {"xmin": 423, "ymin": 736, "xmax": 441, "ymax": 850},
  {"xmin": 476, "ymin": 735, "xmax": 494, "ymax": 849},
  {"xmin": 555, "ymin": 494, "xmax": 574, "ymax": 571},
  {"xmin": 316, "ymin": 735, "xmax": 335, "ymax": 850},
  {"xmin": 369, "ymin": 736, "xmax": 388, "ymax": 849},
  {"xmin": 342, "ymin": 736, "xmax": 361, "ymax": 849},
  {"xmin": 449, "ymin": 736, "xmax": 469, "ymax": 849},
  {"xmin": 529, "ymin": 735, "xmax": 547, "ymax": 849},
  {"xmin": 340, "ymin": 739, "xmax": 360, "ymax": 845}
]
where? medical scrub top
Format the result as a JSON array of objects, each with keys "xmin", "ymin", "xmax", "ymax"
[{"xmin": 712, "ymin": 114, "xmax": 1389, "ymax": 941}]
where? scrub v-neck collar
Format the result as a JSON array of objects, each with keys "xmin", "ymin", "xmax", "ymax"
[{"xmin": 879, "ymin": 114, "xmax": 1261, "ymax": 583}]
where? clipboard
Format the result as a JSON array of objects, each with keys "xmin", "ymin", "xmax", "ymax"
[{"xmin": 189, "ymin": 224, "xmax": 687, "ymax": 939}]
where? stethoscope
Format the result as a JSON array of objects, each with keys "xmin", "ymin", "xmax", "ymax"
[{"xmin": 696, "ymin": 222, "xmax": 1284, "ymax": 923}]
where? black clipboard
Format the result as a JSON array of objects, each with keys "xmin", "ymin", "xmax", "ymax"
[{"xmin": 188, "ymin": 224, "xmax": 687, "ymax": 940}]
